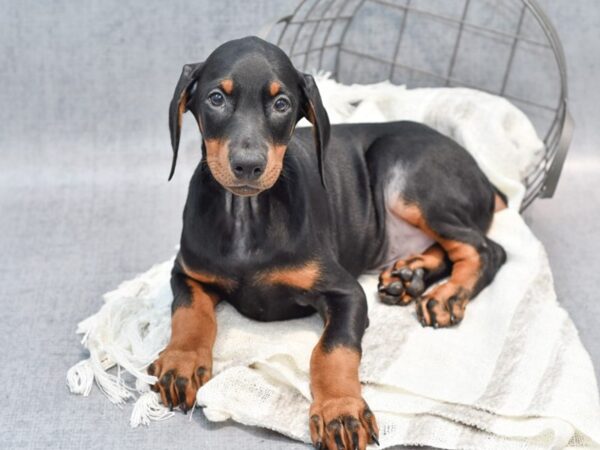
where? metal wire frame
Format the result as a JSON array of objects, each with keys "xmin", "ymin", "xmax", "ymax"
[{"xmin": 259, "ymin": 0, "xmax": 573, "ymax": 211}]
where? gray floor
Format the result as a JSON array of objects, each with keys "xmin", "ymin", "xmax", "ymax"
[{"xmin": 1, "ymin": 1, "xmax": 599, "ymax": 449}]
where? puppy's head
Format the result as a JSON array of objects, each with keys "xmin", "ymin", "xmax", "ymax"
[{"xmin": 168, "ymin": 36, "xmax": 330, "ymax": 196}]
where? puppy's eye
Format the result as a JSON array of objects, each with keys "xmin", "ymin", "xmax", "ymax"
[
  {"xmin": 208, "ymin": 91, "xmax": 225, "ymax": 107},
  {"xmin": 273, "ymin": 97, "xmax": 290, "ymax": 113}
]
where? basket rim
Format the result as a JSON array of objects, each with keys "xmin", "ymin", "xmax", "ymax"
[{"xmin": 258, "ymin": 0, "xmax": 573, "ymax": 210}]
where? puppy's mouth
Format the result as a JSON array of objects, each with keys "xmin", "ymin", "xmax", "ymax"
[{"xmin": 226, "ymin": 185, "xmax": 263, "ymax": 197}]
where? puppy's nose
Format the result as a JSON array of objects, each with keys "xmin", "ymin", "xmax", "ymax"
[{"xmin": 230, "ymin": 153, "xmax": 266, "ymax": 182}]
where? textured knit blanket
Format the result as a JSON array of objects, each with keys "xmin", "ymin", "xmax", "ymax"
[{"xmin": 67, "ymin": 77, "xmax": 600, "ymax": 449}]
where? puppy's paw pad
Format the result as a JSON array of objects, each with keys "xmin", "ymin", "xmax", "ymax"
[{"xmin": 378, "ymin": 261, "xmax": 427, "ymax": 306}]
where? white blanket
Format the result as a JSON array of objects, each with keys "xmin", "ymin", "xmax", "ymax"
[{"xmin": 67, "ymin": 77, "xmax": 600, "ymax": 449}]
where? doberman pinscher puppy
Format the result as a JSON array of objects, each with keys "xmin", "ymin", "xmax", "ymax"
[{"xmin": 148, "ymin": 36, "xmax": 507, "ymax": 450}]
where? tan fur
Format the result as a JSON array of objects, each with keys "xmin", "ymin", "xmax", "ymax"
[
  {"xmin": 220, "ymin": 78, "xmax": 233, "ymax": 95},
  {"xmin": 269, "ymin": 81, "xmax": 281, "ymax": 96},
  {"xmin": 151, "ymin": 278, "xmax": 219, "ymax": 409},
  {"xmin": 177, "ymin": 91, "xmax": 188, "ymax": 130},
  {"xmin": 437, "ymin": 239, "xmax": 480, "ymax": 291},
  {"xmin": 259, "ymin": 143, "xmax": 286, "ymax": 189},
  {"xmin": 205, "ymin": 138, "xmax": 238, "ymax": 187},
  {"xmin": 169, "ymin": 280, "xmax": 219, "ymax": 350},
  {"xmin": 393, "ymin": 244, "xmax": 446, "ymax": 272},
  {"xmin": 255, "ymin": 261, "xmax": 320, "ymax": 291},
  {"xmin": 308, "ymin": 343, "xmax": 378, "ymax": 449},
  {"xmin": 179, "ymin": 256, "xmax": 237, "ymax": 291},
  {"xmin": 310, "ymin": 345, "xmax": 361, "ymax": 402}
]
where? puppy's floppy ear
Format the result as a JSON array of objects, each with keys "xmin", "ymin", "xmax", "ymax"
[
  {"xmin": 298, "ymin": 72, "xmax": 330, "ymax": 189},
  {"xmin": 168, "ymin": 62, "xmax": 204, "ymax": 181}
]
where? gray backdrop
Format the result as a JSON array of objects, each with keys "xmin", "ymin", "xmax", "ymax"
[{"xmin": 1, "ymin": 1, "xmax": 599, "ymax": 448}]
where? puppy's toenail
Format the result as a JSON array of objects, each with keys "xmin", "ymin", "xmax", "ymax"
[{"xmin": 371, "ymin": 433, "xmax": 380, "ymax": 445}]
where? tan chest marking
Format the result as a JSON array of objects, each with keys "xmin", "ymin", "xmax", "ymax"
[
  {"xmin": 179, "ymin": 258, "xmax": 237, "ymax": 292},
  {"xmin": 255, "ymin": 261, "xmax": 320, "ymax": 291}
]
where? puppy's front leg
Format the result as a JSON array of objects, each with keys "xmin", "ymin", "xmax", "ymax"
[
  {"xmin": 148, "ymin": 263, "xmax": 219, "ymax": 412},
  {"xmin": 309, "ymin": 271, "xmax": 379, "ymax": 450}
]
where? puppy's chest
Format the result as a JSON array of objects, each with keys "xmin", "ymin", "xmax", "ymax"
[
  {"xmin": 183, "ymin": 255, "xmax": 320, "ymax": 321},
  {"xmin": 180, "ymin": 234, "xmax": 321, "ymax": 321},
  {"xmin": 182, "ymin": 194, "xmax": 319, "ymax": 320},
  {"xmin": 228, "ymin": 263, "xmax": 320, "ymax": 320}
]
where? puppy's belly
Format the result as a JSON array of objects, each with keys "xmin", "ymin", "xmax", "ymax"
[{"xmin": 381, "ymin": 213, "xmax": 434, "ymax": 267}]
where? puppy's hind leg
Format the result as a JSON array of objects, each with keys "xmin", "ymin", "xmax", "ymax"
[
  {"xmin": 365, "ymin": 129, "xmax": 506, "ymax": 327},
  {"xmin": 391, "ymin": 200, "xmax": 506, "ymax": 328},
  {"xmin": 416, "ymin": 231, "xmax": 506, "ymax": 328}
]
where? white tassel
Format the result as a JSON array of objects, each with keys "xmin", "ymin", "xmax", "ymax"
[
  {"xmin": 89, "ymin": 352, "xmax": 134, "ymax": 405},
  {"xmin": 130, "ymin": 392, "xmax": 174, "ymax": 427},
  {"xmin": 66, "ymin": 258, "xmax": 174, "ymax": 421},
  {"xmin": 66, "ymin": 359, "xmax": 94, "ymax": 396},
  {"xmin": 135, "ymin": 377, "xmax": 151, "ymax": 393}
]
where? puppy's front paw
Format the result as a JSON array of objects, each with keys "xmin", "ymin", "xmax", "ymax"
[
  {"xmin": 309, "ymin": 396, "xmax": 379, "ymax": 450},
  {"xmin": 148, "ymin": 347, "xmax": 212, "ymax": 412}
]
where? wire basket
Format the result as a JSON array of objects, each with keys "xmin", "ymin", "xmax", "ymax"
[{"xmin": 259, "ymin": 0, "xmax": 573, "ymax": 211}]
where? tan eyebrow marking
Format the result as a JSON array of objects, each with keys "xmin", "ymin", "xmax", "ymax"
[
  {"xmin": 269, "ymin": 81, "xmax": 281, "ymax": 97},
  {"xmin": 220, "ymin": 79, "xmax": 233, "ymax": 95}
]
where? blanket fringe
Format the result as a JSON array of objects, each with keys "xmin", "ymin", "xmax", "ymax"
[
  {"xmin": 130, "ymin": 392, "xmax": 174, "ymax": 427},
  {"xmin": 67, "ymin": 352, "xmax": 135, "ymax": 405},
  {"xmin": 67, "ymin": 259, "xmax": 173, "ymax": 416},
  {"xmin": 66, "ymin": 359, "xmax": 94, "ymax": 396}
]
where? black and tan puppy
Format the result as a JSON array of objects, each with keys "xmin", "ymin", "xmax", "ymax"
[{"xmin": 148, "ymin": 36, "xmax": 507, "ymax": 450}]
